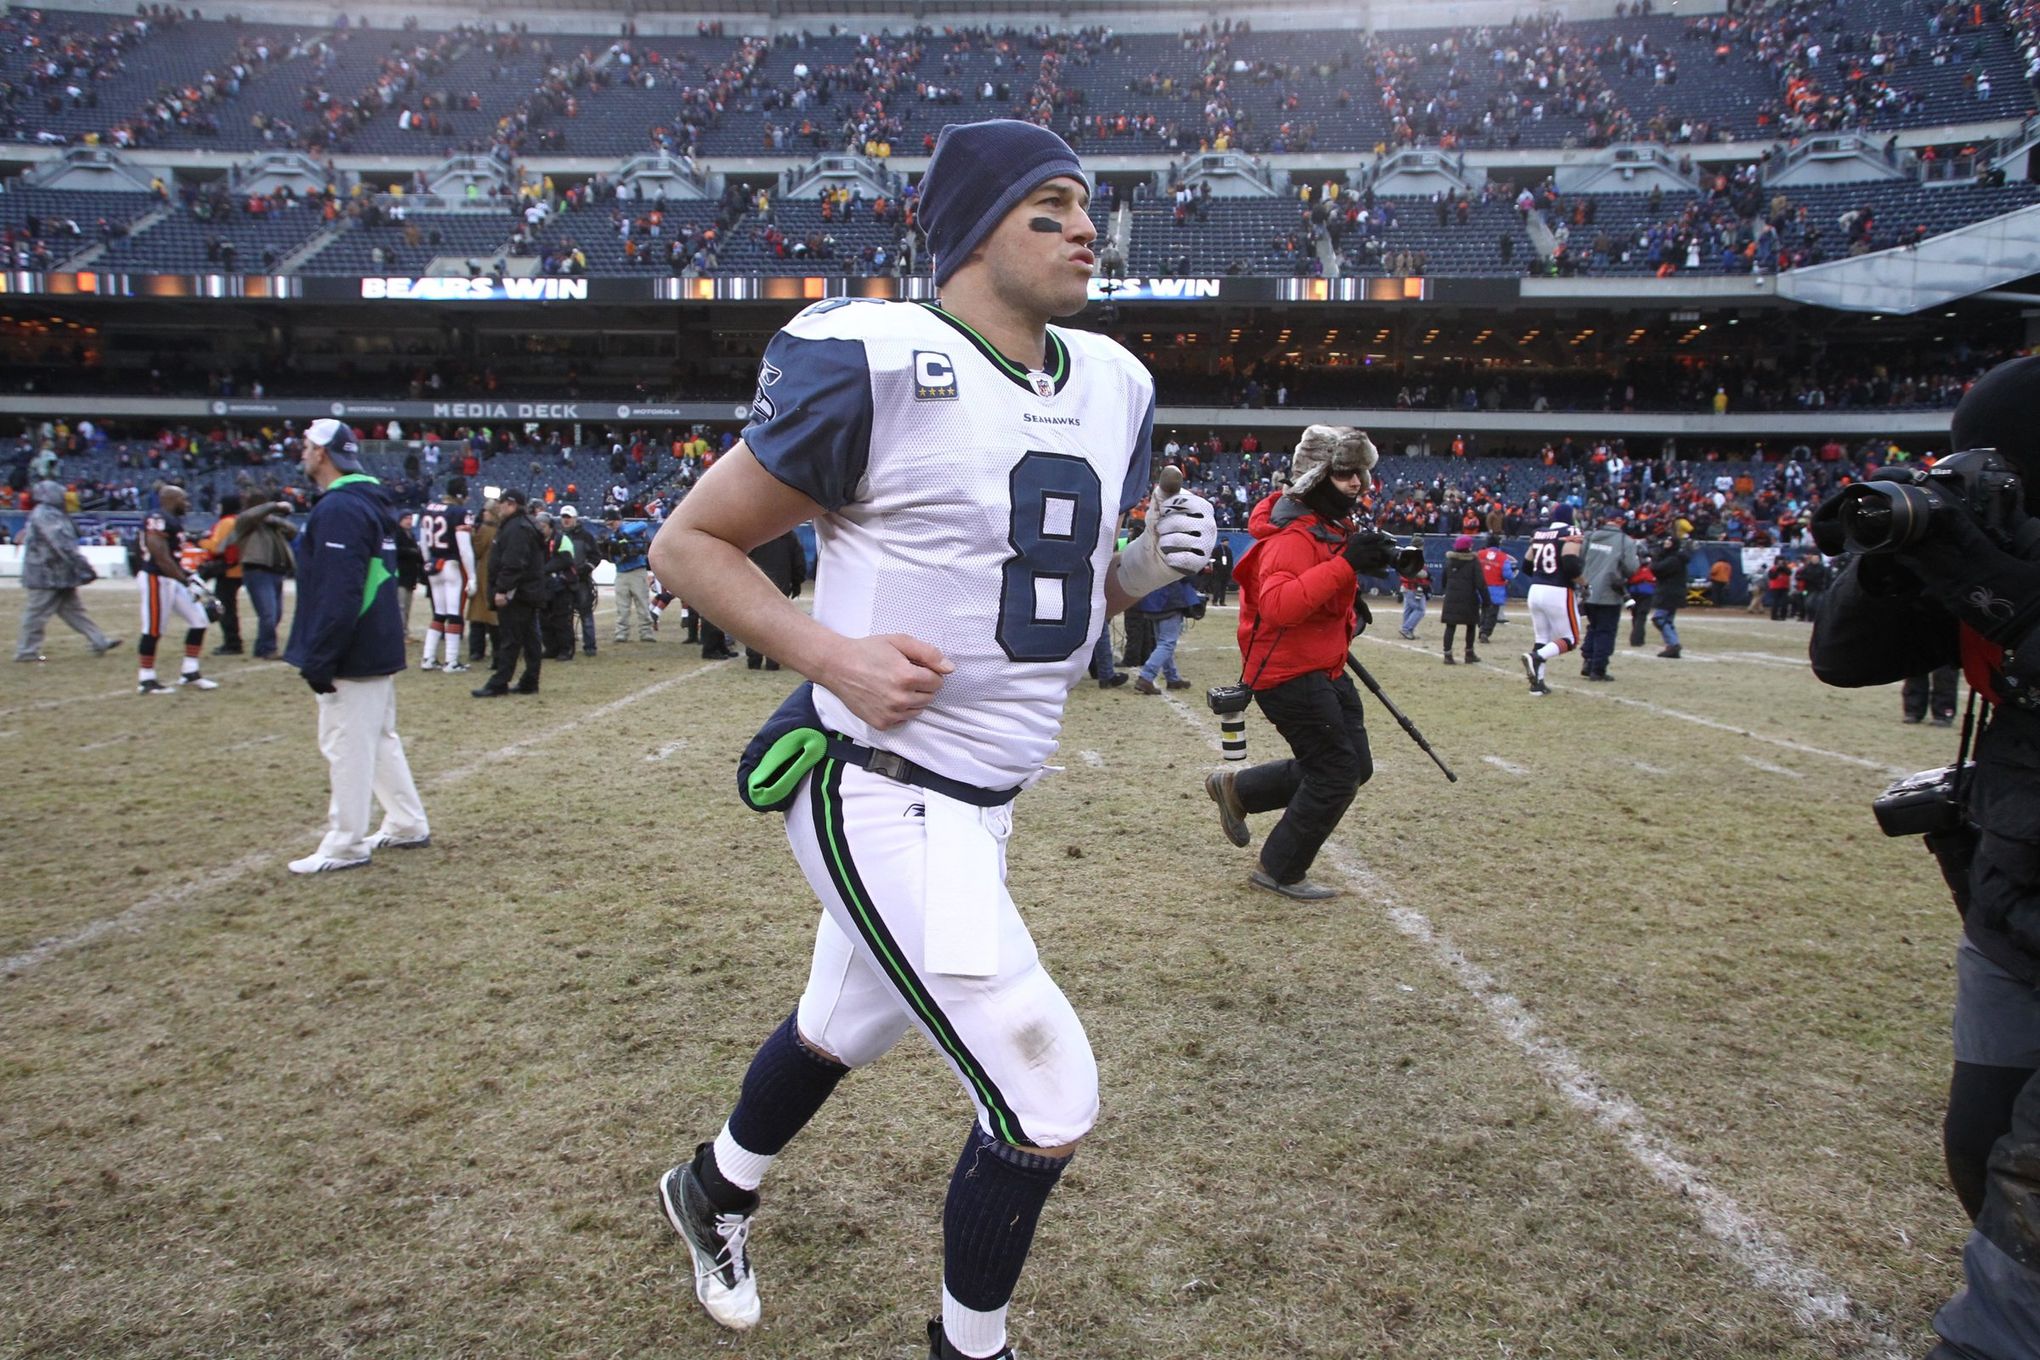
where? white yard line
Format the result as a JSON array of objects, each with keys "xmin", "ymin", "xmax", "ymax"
[
  {"xmin": 1482, "ymin": 755, "xmax": 1530, "ymax": 776},
  {"xmin": 0, "ymin": 661, "xmax": 292, "ymax": 718},
  {"xmin": 1741, "ymin": 755, "xmax": 1806, "ymax": 780},
  {"xmin": 1357, "ymin": 634, "xmax": 1911, "ymax": 778},
  {"xmin": 3, "ymin": 661, "xmax": 733, "ymax": 979},
  {"xmin": 645, "ymin": 738, "xmax": 690, "ymax": 762},
  {"xmin": 1630, "ymin": 760, "xmax": 1672, "ymax": 776},
  {"xmin": 1154, "ymin": 693, "xmax": 1903, "ymax": 1356}
]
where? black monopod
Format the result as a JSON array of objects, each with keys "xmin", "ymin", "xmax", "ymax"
[{"xmin": 1344, "ymin": 650, "xmax": 1458, "ymax": 783}]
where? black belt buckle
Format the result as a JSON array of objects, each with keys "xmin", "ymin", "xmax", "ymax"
[{"xmin": 865, "ymin": 748, "xmax": 911, "ymax": 783}]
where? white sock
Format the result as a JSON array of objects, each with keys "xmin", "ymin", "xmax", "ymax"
[
  {"xmin": 180, "ymin": 656, "xmax": 200, "ymax": 677},
  {"xmin": 138, "ymin": 665, "xmax": 157, "ymax": 682},
  {"xmin": 422, "ymin": 631, "xmax": 440, "ymax": 664},
  {"xmin": 941, "ymin": 1288, "xmax": 1008, "ymax": 1359},
  {"xmin": 712, "ymin": 1123, "xmax": 775, "ymax": 1192},
  {"xmin": 1536, "ymin": 642, "xmax": 1559, "ymax": 664}
]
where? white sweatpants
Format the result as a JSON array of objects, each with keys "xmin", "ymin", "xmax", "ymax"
[{"xmin": 314, "ymin": 674, "xmax": 429, "ymax": 861}]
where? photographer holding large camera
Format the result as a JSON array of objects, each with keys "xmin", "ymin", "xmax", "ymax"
[
  {"xmin": 1202, "ymin": 424, "xmax": 1413, "ymax": 902},
  {"xmin": 1809, "ymin": 357, "xmax": 2040, "ymax": 1360}
]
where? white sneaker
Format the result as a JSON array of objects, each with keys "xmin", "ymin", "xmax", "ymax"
[
  {"xmin": 442, "ymin": 662, "xmax": 470, "ymax": 674},
  {"xmin": 420, "ymin": 659, "xmax": 440, "ymax": 672},
  {"xmin": 368, "ymin": 831, "xmax": 432, "ymax": 850},
  {"xmin": 659, "ymin": 1153, "xmax": 761, "ymax": 1330},
  {"xmin": 179, "ymin": 674, "xmax": 219, "ymax": 690},
  {"xmin": 288, "ymin": 853, "xmax": 370, "ymax": 875}
]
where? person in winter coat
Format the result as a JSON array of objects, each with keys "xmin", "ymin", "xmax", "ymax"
[
  {"xmin": 1579, "ymin": 511, "xmax": 1642, "ymax": 679},
  {"xmin": 476, "ymin": 489, "xmax": 546, "ymax": 696},
  {"xmin": 1397, "ymin": 542, "xmax": 1431, "ymax": 639},
  {"xmin": 1130, "ymin": 572, "xmax": 1201, "ymax": 693},
  {"xmin": 1205, "ymin": 425, "xmax": 1402, "ymax": 901},
  {"xmin": 1438, "ymin": 534, "xmax": 1485, "ymax": 664},
  {"xmin": 464, "ymin": 498, "xmax": 501, "ymax": 663},
  {"xmin": 1650, "ymin": 535, "xmax": 1691, "ymax": 657},
  {"xmin": 13, "ymin": 478, "xmax": 119, "ymax": 660},
  {"xmin": 281, "ymin": 418, "xmax": 429, "ymax": 874}
]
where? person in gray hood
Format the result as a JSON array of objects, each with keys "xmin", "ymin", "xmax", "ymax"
[{"xmin": 13, "ymin": 480, "xmax": 120, "ymax": 662}]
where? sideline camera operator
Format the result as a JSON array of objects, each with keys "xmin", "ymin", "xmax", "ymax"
[
  {"xmin": 1203, "ymin": 424, "xmax": 1409, "ymax": 902},
  {"xmin": 1809, "ymin": 357, "xmax": 2040, "ymax": 1360}
]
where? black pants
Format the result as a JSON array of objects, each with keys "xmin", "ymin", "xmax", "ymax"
[
  {"xmin": 1582, "ymin": 602, "xmax": 1622, "ymax": 675},
  {"xmin": 542, "ymin": 588, "xmax": 575, "ymax": 657},
  {"xmin": 489, "ymin": 600, "xmax": 542, "ymax": 692},
  {"xmin": 214, "ymin": 574, "xmax": 242, "ymax": 649},
  {"xmin": 468, "ymin": 620, "xmax": 492, "ymax": 661},
  {"xmin": 1478, "ymin": 593, "xmax": 1501, "ymax": 640},
  {"xmin": 1628, "ymin": 594, "xmax": 1653, "ymax": 646},
  {"xmin": 1442, "ymin": 622, "xmax": 1477, "ymax": 657},
  {"xmin": 1210, "ymin": 567, "xmax": 1231, "ymax": 606},
  {"xmin": 572, "ymin": 579, "xmax": 597, "ymax": 652},
  {"xmin": 1122, "ymin": 614, "xmax": 1155, "ymax": 670},
  {"xmin": 1904, "ymin": 666, "xmax": 1960, "ymax": 721},
  {"xmin": 1234, "ymin": 671, "xmax": 1372, "ymax": 884}
]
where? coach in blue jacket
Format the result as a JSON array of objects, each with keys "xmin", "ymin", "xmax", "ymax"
[{"xmin": 282, "ymin": 418, "xmax": 431, "ymax": 875}]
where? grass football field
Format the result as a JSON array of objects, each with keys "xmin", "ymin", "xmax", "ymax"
[{"xmin": 0, "ymin": 582, "xmax": 1973, "ymax": 1359}]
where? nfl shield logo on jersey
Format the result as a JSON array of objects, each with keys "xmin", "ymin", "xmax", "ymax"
[{"xmin": 1029, "ymin": 371, "xmax": 1055, "ymax": 398}]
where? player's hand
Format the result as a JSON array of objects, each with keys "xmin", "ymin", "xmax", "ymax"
[
  {"xmin": 464, "ymin": 578, "xmax": 477, "ymax": 599},
  {"xmin": 823, "ymin": 633, "xmax": 953, "ymax": 731},
  {"xmin": 303, "ymin": 673, "xmax": 336, "ymax": 695},
  {"xmin": 1150, "ymin": 491, "xmax": 1217, "ymax": 574}
]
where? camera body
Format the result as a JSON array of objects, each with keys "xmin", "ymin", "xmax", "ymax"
[
  {"xmin": 1207, "ymin": 683, "xmax": 1253, "ymax": 715},
  {"xmin": 1812, "ymin": 448, "xmax": 2026, "ymax": 556},
  {"xmin": 1872, "ymin": 763, "xmax": 1968, "ymax": 838}
]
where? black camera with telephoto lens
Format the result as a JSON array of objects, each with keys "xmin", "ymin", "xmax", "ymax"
[{"xmin": 1811, "ymin": 448, "xmax": 2027, "ymax": 556}]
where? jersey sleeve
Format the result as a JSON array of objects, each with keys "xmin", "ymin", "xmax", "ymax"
[
  {"xmin": 1120, "ymin": 386, "xmax": 1156, "ymax": 515},
  {"xmin": 741, "ymin": 329, "xmax": 875, "ymax": 512}
]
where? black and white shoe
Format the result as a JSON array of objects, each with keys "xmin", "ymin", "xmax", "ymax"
[
  {"xmin": 1519, "ymin": 652, "xmax": 1549, "ymax": 696},
  {"xmin": 929, "ymin": 1318, "xmax": 1016, "ymax": 1360},
  {"xmin": 137, "ymin": 678, "xmax": 172, "ymax": 695},
  {"xmin": 368, "ymin": 831, "xmax": 432, "ymax": 850},
  {"xmin": 179, "ymin": 673, "xmax": 219, "ymax": 690},
  {"xmin": 659, "ymin": 1148, "xmax": 760, "ymax": 1331}
]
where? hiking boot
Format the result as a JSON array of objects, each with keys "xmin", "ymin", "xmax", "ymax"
[
  {"xmin": 1204, "ymin": 769, "xmax": 1251, "ymax": 848},
  {"xmin": 1132, "ymin": 675, "xmax": 1160, "ymax": 695},
  {"xmin": 1442, "ymin": 653, "xmax": 1456, "ymax": 665},
  {"xmin": 1098, "ymin": 672, "xmax": 1129, "ymax": 689},
  {"xmin": 1657, "ymin": 646, "xmax": 1682, "ymax": 658},
  {"xmin": 1165, "ymin": 677, "xmax": 1191, "ymax": 690},
  {"xmin": 659, "ymin": 1149, "xmax": 761, "ymax": 1331},
  {"xmin": 1248, "ymin": 868, "xmax": 1339, "ymax": 901},
  {"xmin": 1464, "ymin": 652, "xmax": 1480, "ymax": 664}
]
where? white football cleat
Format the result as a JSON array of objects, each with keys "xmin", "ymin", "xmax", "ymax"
[{"xmin": 659, "ymin": 1152, "xmax": 761, "ymax": 1331}]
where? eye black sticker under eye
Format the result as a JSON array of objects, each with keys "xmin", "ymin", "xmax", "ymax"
[{"xmin": 1027, "ymin": 216, "xmax": 1063, "ymax": 233}]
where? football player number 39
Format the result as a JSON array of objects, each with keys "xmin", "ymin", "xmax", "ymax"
[{"xmin": 998, "ymin": 451, "xmax": 1102, "ymax": 662}]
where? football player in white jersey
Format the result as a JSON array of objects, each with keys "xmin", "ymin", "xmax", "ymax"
[
  {"xmin": 1518, "ymin": 503, "xmax": 1585, "ymax": 696},
  {"xmin": 648, "ymin": 120, "xmax": 1215, "ymax": 1360}
]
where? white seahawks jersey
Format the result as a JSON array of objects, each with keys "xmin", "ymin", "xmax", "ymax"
[{"xmin": 744, "ymin": 299, "xmax": 1155, "ymax": 789}]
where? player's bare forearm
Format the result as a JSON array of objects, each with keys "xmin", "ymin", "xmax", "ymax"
[
  {"xmin": 1104, "ymin": 555, "xmax": 1142, "ymax": 617},
  {"xmin": 649, "ymin": 445, "xmax": 841, "ymax": 679},
  {"xmin": 652, "ymin": 524, "xmax": 837, "ymax": 672}
]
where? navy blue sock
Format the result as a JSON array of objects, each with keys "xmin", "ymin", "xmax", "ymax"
[
  {"xmin": 942, "ymin": 1124, "xmax": 1070, "ymax": 1314},
  {"xmin": 724, "ymin": 1011, "xmax": 849, "ymax": 1161}
]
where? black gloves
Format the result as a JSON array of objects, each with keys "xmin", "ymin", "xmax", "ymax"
[
  {"xmin": 1894, "ymin": 514, "xmax": 2040, "ymax": 648},
  {"xmin": 304, "ymin": 673, "xmax": 337, "ymax": 695},
  {"xmin": 1342, "ymin": 530, "xmax": 1398, "ymax": 575}
]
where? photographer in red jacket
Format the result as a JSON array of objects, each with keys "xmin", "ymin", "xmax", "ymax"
[{"xmin": 1206, "ymin": 425, "xmax": 1405, "ymax": 901}]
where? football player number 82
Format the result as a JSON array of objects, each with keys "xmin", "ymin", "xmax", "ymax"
[{"xmin": 997, "ymin": 450, "xmax": 1102, "ymax": 663}]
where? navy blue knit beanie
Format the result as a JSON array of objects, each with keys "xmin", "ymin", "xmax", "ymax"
[{"xmin": 921, "ymin": 120, "xmax": 1090, "ymax": 286}]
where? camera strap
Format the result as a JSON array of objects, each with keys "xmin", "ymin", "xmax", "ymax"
[{"xmin": 1953, "ymin": 685, "xmax": 1988, "ymax": 806}]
